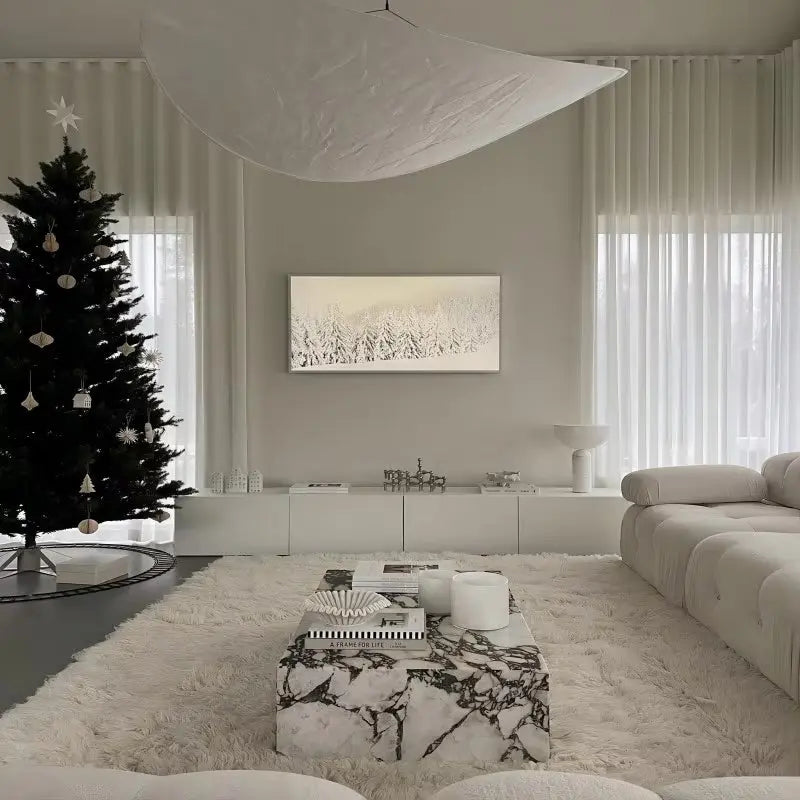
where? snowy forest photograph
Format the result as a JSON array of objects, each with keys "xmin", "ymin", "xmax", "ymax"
[{"xmin": 289, "ymin": 276, "xmax": 500, "ymax": 372}]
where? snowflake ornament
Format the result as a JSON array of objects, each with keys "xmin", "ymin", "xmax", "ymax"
[
  {"xmin": 142, "ymin": 348, "xmax": 164, "ymax": 367},
  {"xmin": 116, "ymin": 426, "xmax": 138, "ymax": 445},
  {"xmin": 46, "ymin": 97, "xmax": 81, "ymax": 133}
]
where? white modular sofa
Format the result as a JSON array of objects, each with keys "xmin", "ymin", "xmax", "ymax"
[
  {"xmin": 2, "ymin": 767, "xmax": 799, "ymax": 800},
  {"xmin": 620, "ymin": 452, "xmax": 800, "ymax": 699}
]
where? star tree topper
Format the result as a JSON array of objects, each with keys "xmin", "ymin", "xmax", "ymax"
[{"xmin": 46, "ymin": 97, "xmax": 81, "ymax": 133}]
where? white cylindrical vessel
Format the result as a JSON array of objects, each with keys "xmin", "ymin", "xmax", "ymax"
[
  {"xmin": 451, "ymin": 571, "xmax": 510, "ymax": 631},
  {"xmin": 418, "ymin": 569, "xmax": 456, "ymax": 614},
  {"xmin": 572, "ymin": 448, "xmax": 591, "ymax": 493}
]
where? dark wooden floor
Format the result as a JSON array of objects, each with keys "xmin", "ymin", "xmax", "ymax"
[{"xmin": 0, "ymin": 556, "xmax": 216, "ymax": 714}]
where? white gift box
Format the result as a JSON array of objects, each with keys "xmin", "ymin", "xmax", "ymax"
[{"xmin": 55, "ymin": 551, "xmax": 130, "ymax": 586}]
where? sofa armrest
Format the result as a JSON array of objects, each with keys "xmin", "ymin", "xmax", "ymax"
[{"xmin": 621, "ymin": 465, "xmax": 767, "ymax": 507}]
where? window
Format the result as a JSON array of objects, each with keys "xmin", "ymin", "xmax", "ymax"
[{"xmin": 594, "ymin": 214, "xmax": 783, "ymax": 481}]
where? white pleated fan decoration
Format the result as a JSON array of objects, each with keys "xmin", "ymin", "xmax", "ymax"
[
  {"xmin": 304, "ymin": 590, "xmax": 391, "ymax": 626},
  {"xmin": 141, "ymin": 0, "xmax": 625, "ymax": 182}
]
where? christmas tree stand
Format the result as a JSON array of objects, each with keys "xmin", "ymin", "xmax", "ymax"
[{"xmin": 0, "ymin": 544, "xmax": 57, "ymax": 575}]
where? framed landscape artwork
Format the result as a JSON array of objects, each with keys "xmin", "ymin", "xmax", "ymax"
[{"xmin": 289, "ymin": 275, "xmax": 501, "ymax": 373}]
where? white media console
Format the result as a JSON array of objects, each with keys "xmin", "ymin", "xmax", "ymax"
[{"xmin": 174, "ymin": 487, "xmax": 629, "ymax": 556}]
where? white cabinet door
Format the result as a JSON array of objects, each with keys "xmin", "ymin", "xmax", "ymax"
[
  {"xmin": 519, "ymin": 490, "xmax": 629, "ymax": 555},
  {"xmin": 403, "ymin": 494, "xmax": 519, "ymax": 554},
  {"xmin": 289, "ymin": 493, "xmax": 403, "ymax": 554},
  {"xmin": 174, "ymin": 492, "xmax": 290, "ymax": 555}
]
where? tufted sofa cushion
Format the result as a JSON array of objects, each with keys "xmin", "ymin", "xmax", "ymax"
[
  {"xmin": 685, "ymin": 531, "xmax": 800, "ymax": 701},
  {"xmin": 621, "ymin": 466, "xmax": 767, "ymax": 507},
  {"xmin": 0, "ymin": 766, "xmax": 365, "ymax": 800},
  {"xmin": 620, "ymin": 503, "xmax": 800, "ymax": 606},
  {"xmin": 762, "ymin": 453, "xmax": 800, "ymax": 510}
]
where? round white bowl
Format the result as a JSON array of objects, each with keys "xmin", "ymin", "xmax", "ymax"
[{"xmin": 304, "ymin": 589, "xmax": 391, "ymax": 626}]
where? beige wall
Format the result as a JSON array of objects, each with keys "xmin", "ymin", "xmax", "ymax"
[{"xmin": 244, "ymin": 105, "xmax": 583, "ymax": 486}]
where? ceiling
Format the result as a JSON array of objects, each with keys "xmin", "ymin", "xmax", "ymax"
[{"xmin": 1, "ymin": 0, "xmax": 799, "ymax": 59}]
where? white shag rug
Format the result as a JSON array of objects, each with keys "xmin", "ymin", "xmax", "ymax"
[{"xmin": 1, "ymin": 552, "xmax": 800, "ymax": 800}]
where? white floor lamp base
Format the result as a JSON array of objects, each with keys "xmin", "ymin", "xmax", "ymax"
[{"xmin": 571, "ymin": 449, "xmax": 592, "ymax": 493}]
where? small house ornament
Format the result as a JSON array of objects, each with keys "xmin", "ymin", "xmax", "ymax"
[
  {"xmin": 247, "ymin": 469, "xmax": 263, "ymax": 493},
  {"xmin": 225, "ymin": 467, "xmax": 247, "ymax": 494},
  {"xmin": 73, "ymin": 378, "xmax": 92, "ymax": 410},
  {"xmin": 209, "ymin": 471, "xmax": 225, "ymax": 494}
]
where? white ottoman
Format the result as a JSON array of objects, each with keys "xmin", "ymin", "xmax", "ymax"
[
  {"xmin": 430, "ymin": 771, "xmax": 660, "ymax": 800},
  {"xmin": 0, "ymin": 766, "xmax": 365, "ymax": 800},
  {"xmin": 659, "ymin": 777, "xmax": 800, "ymax": 800}
]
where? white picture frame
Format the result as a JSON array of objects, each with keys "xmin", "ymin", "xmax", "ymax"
[{"xmin": 288, "ymin": 275, "xmax": 501, "ymax": 373}]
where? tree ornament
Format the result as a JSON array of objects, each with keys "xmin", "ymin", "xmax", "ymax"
[
  {"xmin": 110, "ymin": 282, "xmax": 121, "ymax": 299},
  {"xmin": 78, "ymin": 518, "xmax": 99, "ymax": 534},
  {"xmin": 79, "ymin": 187, "xmax": 102, "ymax": 202},
  {"xmin": 56, "ymin": 273, "xmax": 77, "ymax": 289},
  {"xmin": 29, "ymin": 330, "xmax": 54, "ymax": 349},
  {"xmin": 72, "ymin": 376, "xmax": 92, "ymax": 410},
  {"xmin": 79, "ymin": 472, "xmax": 96, "ymax": 494},
  {"xmin": 119, "ymin": 252, "xmax": 131, "ymax": 268},
  {"xmin": 116, "ymin": 414, "xmax": 138, "ymax": 445},
  {"xmin": 151, "ymin": 509, "xmax": 171, "ymax": 523},
  {"xmin": 143, "ymin": 348, "xmax": 164, "ymax": 367},
  {"xmin": 118, "ymin": 339, "xmax": 135, "ymax": 357},
  {"xmin": 46, "ymin": 96, "xmax": 81, "ymax": 133},
  {"xmin": 144, "ymin": 421, "xmax": 155, "ymax": 444},
  {"xmin": 21, "ymin": 371, "xmax": 38, "ymax": 411},
  {"xmin": 42, "ymin": 232, "xmax": 59, "ymax": 253},
  {"xmin": 94, "ymin": 244, "xmax": 112, "ymax": 258}
]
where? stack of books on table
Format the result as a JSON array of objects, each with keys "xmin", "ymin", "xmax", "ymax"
[
  {"xmin": 289, "ymin": 482, "xmax": 350, "ymax": 494},
  {"xmin": 480, "ymin": 482, "xmax": 539, "ymax": 494},
  {"xmin": 352, "ymin": 560, "xmax": 457, "ymax": 594},
  {"xmin": 305, "ymin": 607, "xmax": 427, "ymax": 651}
]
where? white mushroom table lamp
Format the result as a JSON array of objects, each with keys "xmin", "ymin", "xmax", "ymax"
[{"xmin": 554, "ymin": 424, "xmax": 610, "ymax": 493}]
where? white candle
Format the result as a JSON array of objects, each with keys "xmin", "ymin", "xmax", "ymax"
[
  {"xmin": 451, "ymin": 571, "xmax": 509, "ymax": 631},
  {"xmin": 418, "ymin": 569, "xmax": 456, "ymax": 614}
]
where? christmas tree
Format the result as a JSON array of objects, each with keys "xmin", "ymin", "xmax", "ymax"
[{"xmin": 0, "ymin": 137, "xmax": 193, "ymax": 558}]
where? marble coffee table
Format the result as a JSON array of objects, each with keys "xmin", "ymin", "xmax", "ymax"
[{"xmin": 276, "ymin": 569, "xmax": 549, "ymax": 764}]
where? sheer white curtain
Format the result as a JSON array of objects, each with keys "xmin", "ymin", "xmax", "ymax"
[
  {"xmin": 0, "ymin": 60, "xmax": 248, "ymax": 543},
  {"xmin": 583, "ymin": 47, "xmax": 800, "ymax": 484}
]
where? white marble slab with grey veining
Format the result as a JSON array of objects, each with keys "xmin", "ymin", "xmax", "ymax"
[{"xmin": 276, "ymin": 570, "xmax": 550, "ymax": 764}]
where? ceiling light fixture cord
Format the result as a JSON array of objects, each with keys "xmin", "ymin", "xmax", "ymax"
[{"xmin": 365, "ymin": 1, "xmax": 417, "ymax": 27}]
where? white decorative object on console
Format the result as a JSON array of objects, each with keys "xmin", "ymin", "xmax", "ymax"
[
  {"xmin": 451, "ymin": 571, "xmax": 510, "ymax": 631},
  {"xmin": 418, "ymin": 569, "xmax": 456, "ymax": 614},
  {"xmin": 554, "ymin": 424, "xmax": 610, "ymax": 493},
  {"xmin": 209, "ymin": 472, "xmax": 224, "ymax": 494},
  {"xmin": 247, "ymin": 469, "xmax": 263, "ymax": 493},
  {"xmin": 225, "ymin": 467, "xmax": 247, "ymax": 494}
]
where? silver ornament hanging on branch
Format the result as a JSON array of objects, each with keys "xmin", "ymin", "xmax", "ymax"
[
  {"xmin": 116, "ymin": 413, "xmax": 138, "ymax": 445},
  {"xmin": 142, "ymin": 348, "xmax": 164, "ymax": 367},
  {"xmin": 57, "ymin": 272, "xmax": 77, "ymax": 290},
  {"xmin": 29, "ymin": 326, "xmax": 54, "ymax": 349},
  {"xmin": 42, "ymin": 218, "xmax": 59, "ymax": 253},
  {"xmin": 72, "ymin": 376, "xmax": 92, "ymax": 410},
  {"xmin": 78, "ymin": 499, "xmax": 99, "ymax": 535},
  {"xmin": 118, "ymin": 338, "xmax": 135, "ymax": 357},
  {"xmin": 21, "ymin": 370, "xmax": 38, "ymax": 411},
  {"xmin": 79, "ymin": 186, "xmax": 102, "ymax": 202}
]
